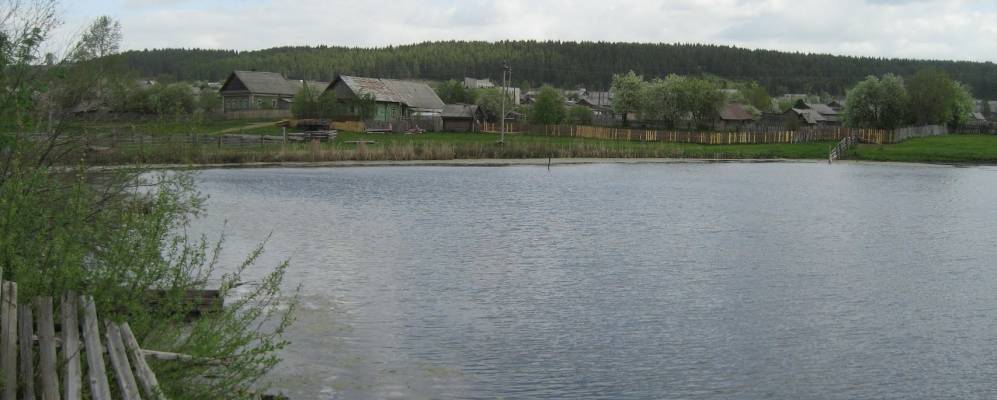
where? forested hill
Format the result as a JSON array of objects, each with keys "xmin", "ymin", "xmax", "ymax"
[{"xmin": 119, "ymin": 41, "xmax": 997, "ymax": 97}]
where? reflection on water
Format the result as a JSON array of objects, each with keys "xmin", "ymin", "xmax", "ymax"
[{"xmin": 189, "ymin": 163, "xmax": 997, "ymax": 399}]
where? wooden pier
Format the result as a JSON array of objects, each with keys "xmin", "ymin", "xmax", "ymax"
[{"xmin": 829, "ymin": 135, "xmax": 858, "ymax": 163}]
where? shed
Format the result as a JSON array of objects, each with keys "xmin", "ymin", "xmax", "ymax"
[
  {"xmin": 717, "ymin": 103, "xmax": 757, "ymax": 130},
  {"xmin": 442, "ymin": 104, "xmax": 485, "ymax": 132}
]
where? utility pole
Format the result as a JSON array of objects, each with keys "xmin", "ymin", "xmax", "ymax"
[{"xmin": 500, "ymin": 61, "xmax": 511, "ymax": 144}]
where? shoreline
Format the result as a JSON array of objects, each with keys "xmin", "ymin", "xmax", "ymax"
[{"xmin": 89, "ymin": 157, "xmax": 997, "ymax": 171}]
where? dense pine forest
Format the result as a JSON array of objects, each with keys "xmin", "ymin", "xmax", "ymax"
[{"xmin": 119, "ymin": 41, "xmax": 997, "ymax": 97}]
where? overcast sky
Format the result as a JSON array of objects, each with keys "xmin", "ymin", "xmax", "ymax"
[{"xmin": 54, "ymin": 0, "xmax": 997, "ymax": 62}]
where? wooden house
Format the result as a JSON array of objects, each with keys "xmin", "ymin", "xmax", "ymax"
[
  {"xmin": 325, "ymin": 75, "xmax": 445, "ymax": 122},
  {"xmin": 792, "ymin": 99, "xmax": 841, "ymax": 125},
  {"xmin": 219, "ymin": 70, "xmax": 327, "ymax": 112},
  {"xmin": 441, "ymin": 104, "xmax": 486, "ymax": 132},
  {"xmin": 716, "ymin": 103, "xmax": 757, "ymax": 131},
  {"xmin": 783, "ymin": 108, "xmax": 827, "ymax": 127},
  {"xmin": 576, "ymin": 91, "xmax": 615, "ymax": 118}
]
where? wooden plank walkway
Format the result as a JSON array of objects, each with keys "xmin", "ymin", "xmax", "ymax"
[
  {"xmin": 829, "ymin": 135, "xmax": 858, "ymax": 163},
  {"xmin": 0, "ymin": 275, "xmax": 172, "ymax": 399}
]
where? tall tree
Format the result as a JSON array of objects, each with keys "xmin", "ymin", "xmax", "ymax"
[
  {"xmin": 567, "ymin": 105, "xmax": 594, "ymax": 125},
  {"xmin": 60, "ymin": 15, "xmax": 127, "ymax": 111},
  {"xmin": 843, "ymin": 74, "xmax": 909, "ymax": 129},
  {"xmin": 292, "ymin": 84, "xmax": 318, "ymax": 118},
  {"xmin": 739, "ymin": 81, "xmax": 773, "ymax": 112},
  {"xmin": 907, "ymin": 68, "xmax": 957, "ymax": 125},
  {"xmin": 69, "ymin": 15, "xmax": 121, "ymax": 62},
  {"xmin": 611, "ymin": 71, "xmax": 644, "ymax": 127},
  {"xmin": 475, "ymin": 87, "xmax": 514, "ymax": 122},
  {"xmin": 671, "ymin": 76, "xmax": 724, "ymax": 127},
  {"xmin": 949, "ymin": 81, "xmax": 975, "ymax": 127},
  {"xmin": 435, "ymin": 79, "xmax": 475, "ymax": 104},
  {"xmin": 529, "ymin": 85, "xmax": 565, "ymax": 125},
  {"xmin": 641, "ymin": 77, "xmax": 678, "ymax": 123}
]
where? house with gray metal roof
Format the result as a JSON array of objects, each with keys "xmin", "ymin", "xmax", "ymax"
[
  {"xmin": 325, "ymin": 75, "xmax": 446, "ymax": 122},
  {"xmin": 219, "ymin": 70, "xmax": 328, "ymax": 112},
  {"xmin": 784, "ymin": 108, "xmax": 828, "ymax": 126},
  {"xmin": 789, "ymin": 99, "xmax": 841, "ymax": 125}
]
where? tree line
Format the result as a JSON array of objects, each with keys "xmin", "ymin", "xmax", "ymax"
[
  {"xmin": 117, "ymin": 41, "xmax": 997, "ymax": 98},
  {"xmin": 843, "ymin": 68, "xmax": 975, "ymax": 129}
]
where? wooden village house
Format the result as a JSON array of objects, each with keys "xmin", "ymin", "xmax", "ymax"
[
  {"xmin": 782, "ymin": 100, "xmax": 842, "ymax": 127},
  {"xmin": 576, "ymin": 91, "xmax": 616, "ymax": 122},
  {"xmin": 325, "ymin": 75, "xmax": 445, "ymax": 122},
  {"xmin": 219, "ymin": 70, "xmax": 327, "ymax": 112},
  {"xmin": 716, "ymin": 103, "xmax": 757, "ymax": 130},
  {"xmin": 441, "ymin": 104, "xmax": 486, "ymax": 132}
]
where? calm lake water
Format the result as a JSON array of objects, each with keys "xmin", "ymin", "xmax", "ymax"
[{"xmin": 189, "ymin": 162, "xmax": 997, "ymax": 399}]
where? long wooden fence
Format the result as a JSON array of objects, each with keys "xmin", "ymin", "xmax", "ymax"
[
  {"xmin": 77, "ymin": 132, "xmax": 335, "ymax": 152},
  {"xmin": 511, "ymin": 124, "xmax": 948, "ymax": 145},
  {"xmin": 43, "ymin": 123, "xmax": 950, "ymax": 152}
]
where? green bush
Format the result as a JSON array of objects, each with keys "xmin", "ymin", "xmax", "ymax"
[{"xmin": 0, "ymin": 139, "xmax": 297, "ymax": 398}]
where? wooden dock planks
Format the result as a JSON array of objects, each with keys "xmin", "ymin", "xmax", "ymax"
[
  {"xmin": 61, "ymin": 293, "xmax": 82, "ymax": 400},
  {"xmin": 105, "ymin": 322, "xmax": 142, "ymax": 400},
  {"xmin": 80, "ymin": 296, "xmax": 112, "ymax": 400},
  {"xmin": 0, "ymin": 283, "xmax": 208, "ymax": 400},
  {"xmin": 120, "ymin": 322, "xmax": 166, "ymax": 400},
  {"xmin": 36, "ymin": 296, "xmax": 60, "ymax": 400},
  {"xmin": 1, "ymin": 280, "xmax": 17, "ymax": 400},
  {"xmin": 18, "ymin": 303, "xmax": 36, "ymax": 400}
]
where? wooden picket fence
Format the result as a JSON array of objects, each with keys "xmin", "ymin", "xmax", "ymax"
[
  {"xmin": 0, "ymin": 273, "xmax": 171, "ymax": 400},
  {"xmin": 511, "ymin": 124, "xmax": 948, "ymax": 145}
]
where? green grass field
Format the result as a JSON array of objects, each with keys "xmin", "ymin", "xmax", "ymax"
[
  {"xmin": 331, "ymin": 131, "xmax": 835, "ymax": 159},
  {"xmin": 851, "ymin": 134, "xmax": 997, "ymax": 163},
  {"xmin": 58, "ymin": 119, "xmax": 997, "ymax": 165}
]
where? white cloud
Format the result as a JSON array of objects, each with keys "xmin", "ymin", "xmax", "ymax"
[{"xmin": 60, "ymin": 0, "xmax": 997, "ymax": 62}]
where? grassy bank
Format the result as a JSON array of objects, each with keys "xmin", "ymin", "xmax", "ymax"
[
  {"xmin": 850, "ymin": 134, "xmax": 997, "ymax": 163},
  {"xmin": 83, "ymin": 131, "xmax": 836, "ymax": 165},
  {"xmin": 64, "ymin": 124, "xmax": 997, "ymax": 166}
]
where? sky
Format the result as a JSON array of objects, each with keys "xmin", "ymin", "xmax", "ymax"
[{"xmin": 53, "ymin": 0, "xmax": 997, "ymax": 62}]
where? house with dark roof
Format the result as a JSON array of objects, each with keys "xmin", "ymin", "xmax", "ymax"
[
  {"xmin": 783, "ymin": 99, "xmax": 841, "ymax": 126},
  {"xmin": 576, "ymin": 91, "xmax": 615, "ymax": 117},
  {"xmin": 219, "ymin": 70, "xmax": 328, "ymax": 112},
  {"xmin": 828, "ymin": 99, "xmax": 846, "ymax": 111},
  {"xmin": 716, "ymin": 103, "xmax": 757, "ymax": 130},
  {"xmin": 784, "ymin": 108, "xmax": 827, "ymax": 126},
  {"xmin": 325, "ymin": 75, "xmax": 445, "ymax": 122},
  {"xmin": 441, "ymin": 104, "xmax": 486, "ymax": 132}
]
